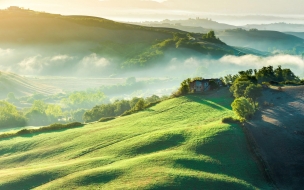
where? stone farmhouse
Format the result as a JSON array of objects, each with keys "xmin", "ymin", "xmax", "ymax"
[{"xmin": 190, "ymin": 79, "xmax": 222, "ymax": 93}]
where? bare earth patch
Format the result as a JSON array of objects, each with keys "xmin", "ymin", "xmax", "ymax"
[{"xmin": 246, "ymin": 86, "xmax": 304, "ymax": 189}]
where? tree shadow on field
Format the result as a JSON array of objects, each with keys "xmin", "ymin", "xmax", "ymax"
[
  {"xmin": 0, "ymin": 125, "xmax": 84, "ymax": 141},
  {"xmin": 185, "ymin": 95, "xmax": 230, "ymax": 110}
]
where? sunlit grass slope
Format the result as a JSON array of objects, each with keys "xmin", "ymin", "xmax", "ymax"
[{"xmin": 0, "ymin": 90, "xmax": 269, "ymax": 189}]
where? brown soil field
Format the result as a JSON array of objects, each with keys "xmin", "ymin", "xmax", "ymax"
[{"xmin": 246, "ymin": 86, "xmax": 304, "ymax": 189}]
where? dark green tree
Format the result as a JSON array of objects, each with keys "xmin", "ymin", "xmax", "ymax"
[
  {"xmin": 178, "ymin": 78, "xmax": 191, "ymax": 95},
  {"xmin": 134, "ymin": 99, "xmax": 145, "ymax": 111},
  {"xmin": 244, "ymin": 84, "xmax": 263, "ymax": 109},
  {"xmin": 0, "ymin": 101, "xmax": 26, "ymax": 128},
  {"xmin": 231, "ymin": 97, "xmax": 255, "ymax": 122},
  {"xmin": 274, "ymin": 66, "xmax": 284, "ymax": 82},
  {"xmin": 256, "ymin": 66, "xmax": 275, "ymax": 82},
  {"xmin": 282, "ymin": 68, "xmax": 298, "ymax": 81},
  {"xmin": 230, "ymin": 80, "xmax": 252, "ymax": 98}
]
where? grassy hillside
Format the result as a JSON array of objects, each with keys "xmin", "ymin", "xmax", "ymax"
[
  {"xmin": 216, "ymin": 29, "xmax": 304, "ymax": 52},
  {"xmin": 0, "ymin": 71, "xmax": 62, "ymax": 99},
  {"xmin": 0, "ymin": 89, "xmax": 270, "ymax": 189},
  {"xmin": 285, "ymin": 32, "xmax": 304, "ymax": 40},
  {"xmin": 0, "ymin": 8, "xmax": 175, "ymax": 45},
  {"xmin": 245, "ymin": 23, "xmax": 304, "ymax": 33}
]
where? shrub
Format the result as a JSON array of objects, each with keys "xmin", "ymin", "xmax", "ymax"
[
  {"xmin": 222, "ymin": 117, "xmax": 240, "ymax": 124},
  {"xmin": 134, "ymin": 99, "xmax": 145, "ymax": 111},
  {"xmin": 121, "ymin": 110, "xmax": 133, "ymax": 116},
  {"xmin": 99, "ymin": 117, "xmax": 116, "ymax": 122},
  {"xmin": 16, "ymin": 129, "xmax": 31, "ymax": 135},
  {"xmin": 0, "ymin": 122, "xmax": 84, "ymax": 139},
  {"xmin": 231, "ymin": 97, "xmax": 255, "ymax": 121},
  {"xmin": 145, "ymin": 100, "xmax": 161, "ymax": 109}
]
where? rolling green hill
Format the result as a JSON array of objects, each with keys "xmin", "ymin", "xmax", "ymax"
[
  {"xmin": 0, "ymin": 71, "xmax": 62, "ymax": 99},
  {"xmin": 216, "ymin": 28, "xmax": 304, "ymax": 52},
  {"xmin": 285, "ymin": 32, "xmax": 304, "ymax": 40},
  {"xmin": 0, "ymin": 7, "xmax": 263, "ymax": 72},
  {"xmin": 245, "ymin": 23, "xmax": 304, "ymax": 33},
  {"xmin": 0, "ymin": 90, "xmax": 270, "ymax": 189}
]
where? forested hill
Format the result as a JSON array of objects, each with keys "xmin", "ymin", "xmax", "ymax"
[
  {"xmin": 0, "ymin": 7, "xmax": 262, "ymax": 71},
  {"xmin": 216, "ymin": 28, "xmax": 304, "ymax": 52}
]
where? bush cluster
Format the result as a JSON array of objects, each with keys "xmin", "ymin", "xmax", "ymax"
[
  {"xmin": 0, "ymin": 122, "xmax": 83, "ymax": 139},
  {"xmin": 222, "ymin": 117, "xmax": 240, "ymax": 124},
  {"xmin": 98, "ymin": 117, "xmax": 116, "ymax": 122}
]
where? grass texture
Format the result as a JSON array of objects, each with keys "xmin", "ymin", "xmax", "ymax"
[{"xmin": 0, "ymin": 90, "xmax": 270, "ymax": 189}]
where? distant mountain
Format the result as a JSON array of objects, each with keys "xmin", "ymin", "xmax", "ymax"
[
  {"xmin": 216, "ymin": 28, "xmax": 304, "ymax": 52},
  {"xmin": 245, "ymin": 23, "xmax": 304, "ymax": 32},
  {"xmin": 0, "ymin": 71, "xmax": 62, "ymax": 99},
  {"xmin": 132, "ymin": 23, "xmax": 211, "ymax": 34},
  {"xmin": 136, "ymin": 18, "xmax": 237, "ymax": 31}
]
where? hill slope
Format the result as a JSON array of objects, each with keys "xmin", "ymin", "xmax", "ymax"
[
  {"xmin": 285, "ymin": 32, "xmax": 304, "ymax": 40},
  {"xmin": 245, "ymin": 23, "xmax": 304, "ymax": 33},
  {"xmin": 216, "ymin": 29, "xmax": 304, "ymax": 52},
  {"xmin": 246, "ymin": 86, "xmax": 304, "ymax": 189},
  {"xmin": 0, "ymin": 8, "xmax": 264, "ymax": 76},
  {"xmin": 0, "ymin": 71, "xmax": 62, "ymax": 99},
  {"xmin": 0, "ymin": 90, "xmax": 270, "ymax": 189}
]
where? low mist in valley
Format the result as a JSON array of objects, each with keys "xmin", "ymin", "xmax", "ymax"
[
  {"xmin": 2, "ymin": 2, "xmax": 304, "ymax": 189},
  {"xmin": 0, "ymin": 5, "xmax": 303, "ymax": 172}
]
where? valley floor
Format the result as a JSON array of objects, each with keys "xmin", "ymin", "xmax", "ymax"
[{"xmin": 0, "ymin": 89, "xmax": 270, "ymax": 189}]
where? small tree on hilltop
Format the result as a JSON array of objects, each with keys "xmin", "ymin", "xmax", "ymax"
[
  {"xmin": 204, "ymin": 31, "xmax": 216, "ymax": 39},
  {"xmin": 231, "ymin": 97, "xmax": 255, "ymax": 122},
  {"xmin": 176, "ymin": 78, "xmax": 191, "ymax": 96},
  {"xmin": 134, "ymin": 99, "xmax": 145, "ymax": 111}
]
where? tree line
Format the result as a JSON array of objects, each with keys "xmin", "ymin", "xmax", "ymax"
[{"xmin": 176, "ymin": 65, "xmax": 302, "ymax": 122}]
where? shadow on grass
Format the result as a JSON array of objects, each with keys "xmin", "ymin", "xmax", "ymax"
[
  {"xmin": 149, "ymin": 174, "xmax": 252, "ymax": 190},
  {"xmin": 185, "ymin": 95, "xmax": 230, "ymax": 110},
  {"xmin": 183, "ymin": 125, "xmax": 260, "ymax": 185},
  {"xmin": 0, "ymin": 169, "xmax": 121, "ymax": 190},
  {"xmin": 133, "ymin": 134, "xmax": 186, "ymax": 155},
  {"xmin": 75, "ymin": 171, "xmax": 121, "ymax": 186},
  {"xmin": 0, "ymin": 123, "xmax": 85, "ymax": 141},
  {"xmin": 0, "ymin": 171, "xmax": 63, "ymax": 190},
  {"xmin": 174, "ymin": 158, "xmax": 221, "ymax": 175}
]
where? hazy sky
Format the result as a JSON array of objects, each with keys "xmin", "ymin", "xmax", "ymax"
[{"xmin": 1, "ymin": 0, "xmax": 304, "ymax": 22}]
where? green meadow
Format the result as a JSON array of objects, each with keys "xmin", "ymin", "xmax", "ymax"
[{"xmin": 0, "ymin": 90, "xmax": 270, "ymax": 189}]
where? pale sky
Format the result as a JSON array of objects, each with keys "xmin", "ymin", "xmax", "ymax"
[{"xmin": 0, "ymin": 0, "xmax": 303, "ymax": 22}]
